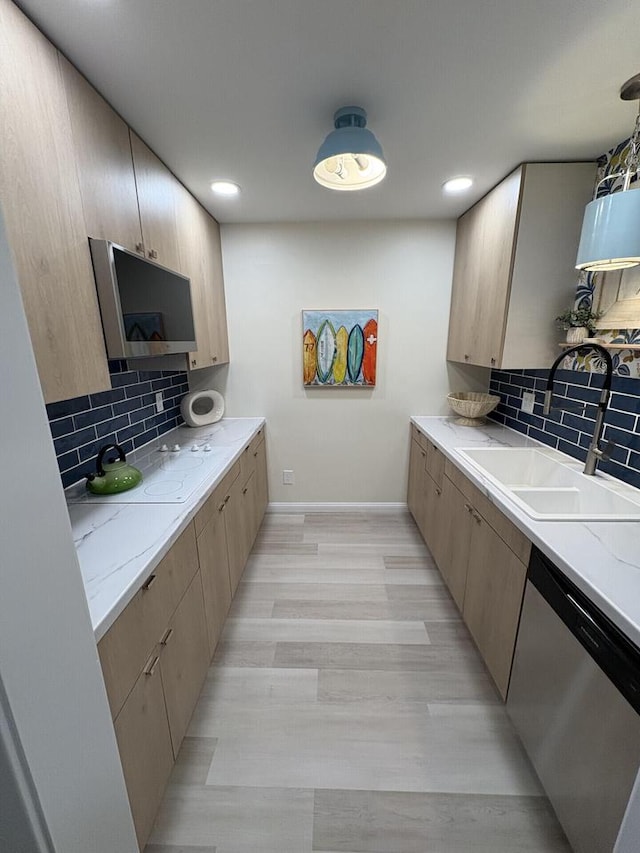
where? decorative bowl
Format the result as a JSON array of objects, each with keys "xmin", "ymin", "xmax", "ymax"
[{"xmin": 447, "ymin": 391, "xmax": 500, "ymax": 426}]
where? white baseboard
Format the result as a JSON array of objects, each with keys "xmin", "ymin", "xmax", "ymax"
[{"xmin": 267, "ymin": 502, "xmax": 409, "ymax": 514}]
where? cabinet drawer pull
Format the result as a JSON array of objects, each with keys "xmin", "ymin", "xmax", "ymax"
[
  {"xmin": 242, "ymin": 486, "xmax": 248, "ymax": 495},
  {"xmin": 490, "ymin": 357, "xmax": 496, "ymax": 366},
  {"xmin": 141, "ymin": 573, "xmax": 157, "ymax": 591},
  {"xmin": 464, "ymin": 503, "xmax": 473, "ymax": 513},
  {"xmin": 212, "ymin": 355, "xmax": 218, "ymax": 362},
  {"xmin": 472, "ymin": 512, "xmax": 482, "ymax": 524},
  {"xmin": 253, "ymin": 451, "xmax": 258, "ymax": 458},
  {"xmin": 435, "ymin": 487, "xmax": 442, "ymax": 496},
  {"xmin": 135, "ymin": 242, "xmax": 144, "ymax": 254},
  {"xmin": 191, "ymin": 358, "xmax": 197, "ymax": 367},
  {"xmin": 143, "ymin": 654, "xmax": 160, "ymax": 676},
  {"xmin": 218, "ymin": 502, "xmax": 226, "ymax": 513},
  {"xmin": 224, "ymin": 494, "xmax": 231, "ymax": 504},
  {"xmin": 421, "ymin": 450, "xmax": 426, "ymax": 458},
  {"xmin": 148, "ymin": 248, "xmax": 158, "ymax": 260},
  {"xmin": 464, "ymin": 354, "xmax": 470, "ymax": 360},
  {"xmin": 160, "ymin": 627, "xmax": 174, "ymax": 646}
]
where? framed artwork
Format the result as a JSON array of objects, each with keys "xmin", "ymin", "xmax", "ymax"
[{"xmin": 302, "ymin": 309, "xmax": 378, "ymax": 387}]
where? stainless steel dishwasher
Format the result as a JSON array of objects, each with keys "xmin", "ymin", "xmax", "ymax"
[{"xmin": 507, "ymin": 546, "xmax": 640, "ymax": 853}]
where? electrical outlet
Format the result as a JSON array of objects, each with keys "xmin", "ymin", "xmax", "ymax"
[
  {"xmin": 155, "ymin": 391, "xmax": 164, "ymax": 413},
  {"xmin": 282, "ymin": 469, "xmax": 294, "ymax": 485},
  {"xmin": 521, "ymin": 391, "xmax": 535, "ymax": 414}
]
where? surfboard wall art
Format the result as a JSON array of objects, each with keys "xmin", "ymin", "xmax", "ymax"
[{"xmin": 302, "ymin": 310, "xmax": 378, "ymax": 387}]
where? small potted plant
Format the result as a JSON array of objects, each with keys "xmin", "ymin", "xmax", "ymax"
[{"xmin": 555, "ymin": 306, "xmax": 602, "ymax": 344}]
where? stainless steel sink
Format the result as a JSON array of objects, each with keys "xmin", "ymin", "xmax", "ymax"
[{"xmin": 457, "ymin": 447, "xmax": 640, "ymax": 521}]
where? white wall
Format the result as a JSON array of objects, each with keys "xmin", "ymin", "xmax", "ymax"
[
  {"xmin": 193, "ymin": 220, "xmax": 488, "ymax": 504},
  {"xmin": 0, "ymin": 213, "xmax": 137, "ymax": 851}
]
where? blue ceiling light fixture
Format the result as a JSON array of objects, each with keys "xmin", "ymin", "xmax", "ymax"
[
  {"xmin": 576, "ymin": 72, "xmax": 640, "ymax": 272},
  {"xmin": 313, "ymin": 106, "xmax": 386, "ymax": 191}
]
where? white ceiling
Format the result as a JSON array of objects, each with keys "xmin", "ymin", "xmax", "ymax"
[{"xmin": 16, "ymin": 0, "xmax": 640, "ymax": 223}]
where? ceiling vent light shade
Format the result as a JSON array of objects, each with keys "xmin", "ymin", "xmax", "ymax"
[
  {"xmin": 443, "ymin": 176, "xmax": 473, "ymax": 194},
  {"xmin": 313, "ymin": 106, "xmax": 386, "ymax": 191},
  {"xmin": 211, "ymin": 180, "xmax": 240, "ymax": 196},
  {"xmin": 576, "ymin": 72, "xmax": 640, "ymax": 272}
]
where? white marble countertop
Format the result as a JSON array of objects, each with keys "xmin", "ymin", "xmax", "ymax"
[
  {"xmin": 411, "ymin": 416, "xmax": 640, "ymax": 649},
  {"xmin": 66, "ymin": 417, "xmax": 265, "ymax": 641}
]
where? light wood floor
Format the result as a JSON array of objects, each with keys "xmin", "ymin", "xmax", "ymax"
[{"xmin": 145, "ymin": 511, "xmax": 571, "ymax": 853}]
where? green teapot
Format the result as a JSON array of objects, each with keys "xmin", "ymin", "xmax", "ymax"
[{"xmin": 86, "ymin": 443, "xmax": 143, "ymax": 495}]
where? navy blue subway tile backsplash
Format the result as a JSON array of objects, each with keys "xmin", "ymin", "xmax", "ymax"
[
  {"xmin": 47, "ymin": 360, "xmax": 189, "ymax": 488},
  {"xmin": 488, "ymin": 368, "xmax": 640, "ymax": 489}
]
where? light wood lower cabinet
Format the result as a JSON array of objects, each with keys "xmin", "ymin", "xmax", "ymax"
[
  {"xmin": 226, "ymin": 470, "xmax": 254, "ymax": 596},
  {"xmin": 98, "ymin": 524, "xmax": 199, "ymax": 720},
  {"xmin": 159, "ymin": 570, "xmax": 210, "ymax": 755},
  {"xmin": 99, "ymin": 434, "xmax": 268, "ymax": 849},
  {"xmin": 407, "ymin": 427, "xmax": 531, "ymax": 700},
  {"xmin": 113, "ymin": 655, "xmax": 174, "ymax": 851},
  {"xmin": 253, "ymin": 434, "xmax": 269, "ymax": 532},
  {"xmin": 437, "ymin": 475, "xmax": 473, "ymax": 611},
  {"xmin": 463, "ymin": 516, "xmax": 528, "ymax": 699},
  {"xmin": 195, "ymin": 475, "xmax": 235, "ymax": 657}
]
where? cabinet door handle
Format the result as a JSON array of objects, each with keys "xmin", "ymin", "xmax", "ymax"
[
  {"xmin": 212, "ymin": 355, "xmax": 218, "ymax": 363},
  {"xmin": 435, "ymin": 486, "xmax": 442, "ymax": 496},
  {"xmin": 160, "ymin": 627, "xmax": 174, "ymax": 646},
  {"xmin": 472, "ymin": 512, "xmax": 482, "ymax": 525},
  {"xmin": 148, "ymin": 248, "xmax": 158, "ymax": 260},
  {"xmin": 464, "ymin": 503, "xmax": 473, "ymax": 513},
  {"xmin": 253, "ymin": 451, "xmax": 258, "ymax": 458},
  {"xmin": 490, "ymin": 357, "xmax": 496, "ymax": 366},
  {"xmin": 224, "ymin": 494, "xmax": 231, "ymax": 504},
  {"xmin": 141, "ymin": 573, "xmax": 156, "ymax": 591},
  {"xmin": 191, "ymin": 358, "xmax": 197, "ymax": 367},
  {"xmin": 218, "ymin": 502, "xmax": 226, "ymax": 513},
  {"xmin": 464, "ymin": 354, "xmax": 470, "ymax": 360},
  {"xmin": 242, "ymin": 486, "xmax": 248, "ymax": 495},
  {"xmin": 143, "ymin": 654, "xmax": 160, "ymax": 676},
  {"xmin": 135, "ymin": 242, "xmax": 144, "ymax": 254},
  {"xmin": 421, "ymin": 450, "xmax": 426, "ymax": 458}
]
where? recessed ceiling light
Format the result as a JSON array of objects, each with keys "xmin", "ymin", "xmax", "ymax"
[
  {"xmin": 442, "ymin": 176, "xmax": 473, "ymax": 194},
  {"xmin": 211, "ymin": 180, "xmax": 240, "ymax": 197}
]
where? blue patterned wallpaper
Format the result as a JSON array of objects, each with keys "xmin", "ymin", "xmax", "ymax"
[
  {"xmin": 488, "ymin": 136, "xmax": 640, "ymax": 487},
  {"xmin": 47, "ymin": 360, "xmax": 188, "ymax": 487}
]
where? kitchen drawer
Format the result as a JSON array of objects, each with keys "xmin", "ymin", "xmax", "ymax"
[
  {"xmin": 411, "ymin": 423, "xmax": 429, "ymax": 453},
  {"xmin": 193, "ymin": 460, "xmax": 241, "ymax": 537},
  {"xmin": 238, "ymin": 426, "xmax": 264, "ymax": 478},
  {"xmin": 412, "ymin": 425, "xmax": 444, "ymax": 488},
  {"xmin": 98, "ymin": 523, "xmax": 199, "ymax": 719},
  {"xmin": 444, "ymin": 459, "xmax": 531, "ymax": 565}
]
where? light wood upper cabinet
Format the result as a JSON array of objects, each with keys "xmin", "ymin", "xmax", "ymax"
[
  {"xmin": 60, "ymin": 54, "xmax": 143, "ymax": 254},
  {"xmin": 130, "ymin": 131, "xmax": 182, "ymax": 273},
  {"xmin": 177, "ymin": 186, "xmax": 230, "ymax": 371},
  {"xmin": 204, "ymin": 212, "xmax": 230, "ymax": 366},
  {"xmin": 0, "ymin": 0, "xmax": 110, "ymax": 403},
  {"xmin": 176, "ymin": 184, "xmax": 211, "ymax": 368},
  {"xmin": 447, "ymin": 162, "xmax": 596, "ymax": 369}
]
